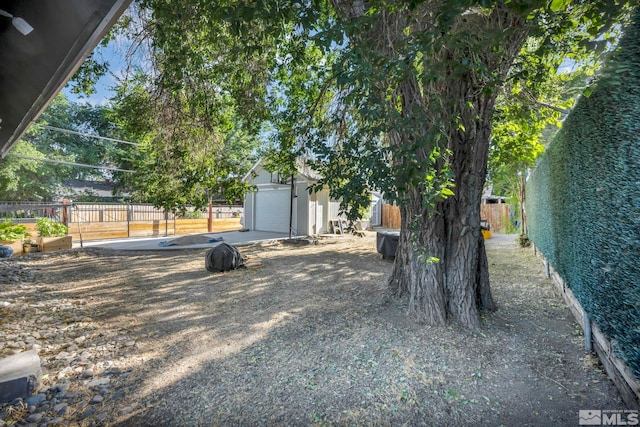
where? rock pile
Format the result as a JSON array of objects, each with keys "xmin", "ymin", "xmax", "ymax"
[{"xmin": 1, "ymin": 259, "xmax": 138, "ymax": 426}]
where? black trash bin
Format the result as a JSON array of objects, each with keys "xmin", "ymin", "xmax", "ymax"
[{"xmin": 376, "ymin": 231, "xmax": 400, "ymax": 259}]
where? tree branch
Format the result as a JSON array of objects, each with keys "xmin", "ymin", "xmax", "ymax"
[{"xmin": 534, "ymin": 100, "xmax": 569, "ymax": 114}]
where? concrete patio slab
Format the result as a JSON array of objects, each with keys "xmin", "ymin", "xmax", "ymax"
[{"xmin": 74, "ymin": 230, "xmax": 290, "ymax": 251}]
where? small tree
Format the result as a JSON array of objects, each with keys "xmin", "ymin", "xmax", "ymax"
[{"xmin": 489, "ymin": 67, "xmax": 596, "ymax": 235}]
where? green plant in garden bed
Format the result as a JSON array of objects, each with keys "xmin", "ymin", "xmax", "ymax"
[
  {"xmin": 36, "ymin": 218, "xmax": 68, "ymax": 237},
  {"xmin": 179, "ymin": 210, "xmax": 204, "ymax": 219},
  {"xmin": 0, "ymin": 219, "xmax": 31, "ymax": 242}
]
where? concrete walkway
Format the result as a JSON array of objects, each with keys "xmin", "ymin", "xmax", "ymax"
[{"xmin": 74, "ymin": 230, "xmax": 289, "ymax": 251}]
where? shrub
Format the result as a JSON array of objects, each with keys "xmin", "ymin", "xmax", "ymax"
[
  {"xmin": 0, "ymin": 220, "xmax": 31, "ymax": 242},
  {"xmin": 36, "ymin": 218, "xmax": 68, "ymax": 237},
  {"xmin": 516, "ymin": 234, "xmax": 531, "ymax": 248}
]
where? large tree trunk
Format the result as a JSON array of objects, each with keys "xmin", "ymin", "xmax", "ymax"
[
  {"xmin": 387, "ymin": 95, "xmax": 497, "ymax": 328},
  {"xmin": 331, "ymin": 1, "xmax": 528, "ymax": 328},
  {"xmin": 383, "ymin": 5, "xmax": 527, "ymax": 328}
]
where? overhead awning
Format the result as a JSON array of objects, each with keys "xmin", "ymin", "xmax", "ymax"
[{"xmin": 0, "ymin": 0, "xmax": 131, "ymax": 158}]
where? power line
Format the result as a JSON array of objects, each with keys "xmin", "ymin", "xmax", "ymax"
[
  {"xmin": 8, "ymin": 154, "xmax": 135, "ymax": 173},
  {"xmin": 42, "ymin": 125, "xmax": 140, "ymax": 147}
]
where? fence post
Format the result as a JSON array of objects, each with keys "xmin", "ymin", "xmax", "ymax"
[
  {"xmin": 127, "ymin": 204, "xmax": 132, "ymax": 238},
  {"xmin": 62, "ymin": 199, "xmax": 69, "ymax": 227},
  {"xmin": 583, "ymin": 312, "xmax": 593, "ymax": 351},
  {"xmin": 544, "ymin": 259, "xmax": 550, "ymax": 278},
  {"xmin": 165, "ymin": 210, "xmax": 168, "ymax": 237},
  {"xmin": 208, "ymin": 200, "xmax": 213, "ymax": 232}
]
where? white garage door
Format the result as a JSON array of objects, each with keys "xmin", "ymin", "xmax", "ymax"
[{"xmin": 254, "ymin": 189, "xmax": 291, "ymax": 233}]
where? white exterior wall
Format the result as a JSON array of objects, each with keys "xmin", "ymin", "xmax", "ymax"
[
  {"xmin": 317, "ymin": 189, "xmax": 329, "ymax": 234},
  {"xmin": 307, "ymin": 188, "xmax": 330, "ymax": 234},
  {"xmin": 244, "ymin": 161, "xmax": 376, "ymax": 235},
  {"xmin": 327, "ymin": 193, "xmax": 375, "ymax": 227},
  {"xmin": 370, "ymin": 192, "xmax": 382, "ymax": 226},
  {"xmin": 242, "ymin": 190, "xmax": 254, "ymax": 229},
  {"xmin": 295, "ymin": 180, "xmax": 310, "ymax": 236},
  {"xmin": 328, "ymin": 198, "xmax": 345, "ymax": 220},
  {"xmin": 243, "ymin": 165, "xmax": 304, "ymax": 235},
  {"xmin": 250, "ymin": 166, "xmax": 287, "ymax": 185}
]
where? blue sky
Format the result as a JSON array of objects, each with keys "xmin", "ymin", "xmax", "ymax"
[{"xmin": 63, "ymin": 38, "xmax": 129, "ymax": 106}]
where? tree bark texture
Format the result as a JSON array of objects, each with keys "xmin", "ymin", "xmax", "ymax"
[
  {"xmin": 386, "ymin": 87, "xmax": 503, "ymax": 327},
  {"xmin": 332, "ymin": 1, "xmax": 528, "ymax": 327}
]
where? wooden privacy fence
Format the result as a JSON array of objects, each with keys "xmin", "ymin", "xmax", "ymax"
[
  {"xmin": 381, "ymin": 202, "xmax": 511, "ymax": 233},
  {"xmin": 382, "ymin": 204, "xmax": 402, "ymax": 229},
  {"xmin": 480, "ymin": 203, "xmax": 511, "ymax": 233}
]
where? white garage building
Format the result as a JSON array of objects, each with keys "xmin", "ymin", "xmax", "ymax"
[{"xmin": 242, "ymin": 159, "xmax": 381, "ymax": 236}]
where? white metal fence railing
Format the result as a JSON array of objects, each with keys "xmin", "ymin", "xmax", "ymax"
[{"xmin": 0, "ymin": 202, "xmax": 243, "ymax": 224}]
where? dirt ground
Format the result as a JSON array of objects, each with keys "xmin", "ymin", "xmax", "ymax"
[{"xmin": 1, "ymin": 233, "xmax": 624, "ymax": 426}]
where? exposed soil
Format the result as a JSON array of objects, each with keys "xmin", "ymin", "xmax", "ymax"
[{"xmin": 1, "ymin": 233, "xmax": 623, "ymax": 426}]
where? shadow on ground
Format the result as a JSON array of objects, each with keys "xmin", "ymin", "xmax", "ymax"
[{"xmin": 13, "ymin": 234, "xmax": 624, "ymax": 426}]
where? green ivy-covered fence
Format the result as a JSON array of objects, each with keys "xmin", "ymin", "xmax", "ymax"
[{"xmin": 526, "ymin": 13, "xmax": 640, "ymax": 378}]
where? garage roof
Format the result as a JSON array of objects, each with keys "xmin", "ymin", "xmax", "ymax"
[{"xmin": 0, "ymin": 0, "xmax": 131, "ymax": 159}]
